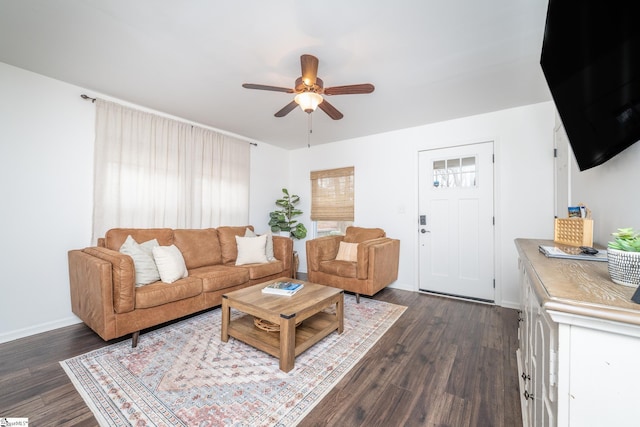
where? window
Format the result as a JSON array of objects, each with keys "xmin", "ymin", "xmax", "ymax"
[
  {"xmin": 432, "ymin": 156, "xmax": 477, "ymax": 188},
  {"xmin": 310, "ymin": 167, "xmax": 354, "ymax": 237}
]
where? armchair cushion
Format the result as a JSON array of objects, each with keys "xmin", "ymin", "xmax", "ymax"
[
  {"xmin": 343, "ymin": 226, "xmax": 385, "ymax": 243},
  {"xmin": 335, "ymin": 241, "xmax": 358, "ymax": 262},
  {"xmin": 319, "ymin": 259, "xmax": 357, "ymax": 278}
]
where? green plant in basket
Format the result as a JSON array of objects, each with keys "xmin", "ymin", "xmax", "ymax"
[{"xmin": 608, "ymin": 228, "xmax": 640, "ymax": 252}]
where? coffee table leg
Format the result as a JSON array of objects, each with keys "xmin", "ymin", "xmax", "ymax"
[
  {"xmin": 336, "ymin": 292, "xmax": 344, "ymax": 334},
  {"xmin": 279, "ymin": 314, "xmax": 296, "ymax": 372},
  {"xmin": 221, "ymin": 296, "xmax": 230, "ymax": 342}
]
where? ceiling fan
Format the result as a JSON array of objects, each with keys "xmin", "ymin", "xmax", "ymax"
[{"xmin": 242, "ymin": 54, "xmax": 375, "ymax": 120}]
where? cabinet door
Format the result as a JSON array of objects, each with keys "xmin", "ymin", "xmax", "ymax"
[
  {"xmin": 541, "ymin": 309, "xmax": 557, "ymax": 426},
  {"xmin": 518, "ymin": 261, "xmax": 534, "ymax": 426}
]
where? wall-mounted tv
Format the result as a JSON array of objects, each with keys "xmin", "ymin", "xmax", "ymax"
[{"xmin": 540, "ymin": 1, "xmax": 640, "ymax": 171}]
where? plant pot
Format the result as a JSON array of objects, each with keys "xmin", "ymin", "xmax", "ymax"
[
  {"xmin": 279, "ymin": 231, "xmax": 291, "ymax": 238},
  {"xmin": 607, "ymin": 248, "xmax": 640, "ymax": 287}
]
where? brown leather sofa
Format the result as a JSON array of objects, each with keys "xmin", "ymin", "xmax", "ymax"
[
  {"xmin": 68, "ymin": 226, "xmax": 292, "ymax": 346},
  {"xmin": 306, "ymin": 226, "xmax": 400, "ymax": 302}
]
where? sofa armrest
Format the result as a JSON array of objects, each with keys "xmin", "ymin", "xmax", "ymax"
[
  {"xmin": 272, "ymin": 235, "xmax": 294, "ymax": 276},
  {"xmin": 356, "ymin": 238, "xmax": 400, "ymax": 281},
  {"xmin": 68, "ymin": 249, "xmax": 117, "ymax": 340},
  {"xmin": 82, "ymin": 246, "xmax": 136, "ymax": 313},
  {"xmin": 306, "ymin": 235, "xmax": 343, "ymax": 272}
]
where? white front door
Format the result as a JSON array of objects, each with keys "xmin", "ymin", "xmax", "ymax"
[{"xmin": 418, "ymin": 142, "xmax": 495, "ymax": 302}]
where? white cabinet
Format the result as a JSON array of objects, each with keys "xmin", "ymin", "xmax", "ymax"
[
  {"xmin": 517, "ymin": 261, "xmax": 557, "ymax": 427},
  {"xmin": 516, "ymin": 239, "xmax": 640, "ymax": 427}
]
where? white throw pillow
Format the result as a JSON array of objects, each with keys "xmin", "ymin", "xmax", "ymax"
[
  {"xmin": 264, "ymin": 231, "xmax": 275, "ymax": 261},
  {"xmin": 335, "ymin": 241, "xmax": 359, "ymax": 262},
  {"xmin": 244, "ymin": 228, "xmax": 275, "ymax": 261},
  {"xmin": 235, "ymin": 234, "xmax": 269, "ymax": 265},
  {"xmin": 152, "ymin": 244, "xmax": 189, "ymax": 284},
  {"xmin": 119, "ymin": 235, "xmax": 161, "ymax": 286}
]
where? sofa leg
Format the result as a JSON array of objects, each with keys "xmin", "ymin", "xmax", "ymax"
[
  {"xmin": 132, "ymin": 331, "xmax": 140, "ymax": 348},
  {"xmin": 355, "ymin": 293, "xmax": 360, "ymax": 304}
]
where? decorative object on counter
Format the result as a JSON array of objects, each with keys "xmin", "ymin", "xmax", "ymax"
[
  {"xmin": 607, "ymin": 228, "xmax": 640, "ymax": 287},
  {"xmin": 539, "ymin": 244, "xmax": 607, "ymax": 262},
  {"xmin": 268, "ymin": 188, "xmax": 307, "ymax": 239},
  {"xmin": 555, "ymin": 204, "xmax": 593, "ymax": 247},
  {"xmin": 554, "ymin": 218, "xmax": 593, "ymax": 247}
]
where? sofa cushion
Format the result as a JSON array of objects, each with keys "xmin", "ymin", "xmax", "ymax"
[
  {"xmin": 135, "ymin": 276, "xmax": 202, "ymax": 309},
  {"xmin": 238, "ymin": 260, "xmax": 285, "ymax": 280},
  {"xmin": 152, "ymin": 245, "xmax": 188, "ymax": 283},
  {"xmin": 105, "ymin": 228, "xmax": 174, "ymax": 251},
  {"xmin": 119, "ymin": 235, "xmax": 161, "ymax": 286},
  {"xmin": 235, "ymin": 234, "xmax": 269, "ymax": 265},
  {"xmin": 318, "ymin": 259, "xmax": 357, "ymax": 278},
  {"xmin": 189, "ymin": 265, "xmax": 250, "ymax": 292},
  {"xmin": 343, "ymin": 226, "xmax": 386, "ymax": 244},
  {"xmin": 173, "ymin": 228, "xmax": 222, "ymax": 269},
  {"xmin": 218, "ymin": 226, "xmax": 254, "ymax": 264}
]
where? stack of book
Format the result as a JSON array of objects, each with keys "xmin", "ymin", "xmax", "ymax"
[{"xmin": 262, "ymin": 281, "xmax": 304, "ymax": 296}]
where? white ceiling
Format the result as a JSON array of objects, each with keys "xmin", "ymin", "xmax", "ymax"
[{"xmin": 0, "ymin": 0, "xmax": 552, "ymax": 150}]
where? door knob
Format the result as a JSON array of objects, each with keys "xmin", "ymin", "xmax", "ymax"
[{"xmin": 421, "ymin": 229, "xmax": 429, "ymax": 234}]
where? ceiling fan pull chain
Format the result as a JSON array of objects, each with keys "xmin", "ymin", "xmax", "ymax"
[{"xmin": 307, "ymin": 113, "xmax": 313, "ymax": 148}]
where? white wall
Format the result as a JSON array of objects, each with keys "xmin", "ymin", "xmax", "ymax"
[
  {"xmin": 0, "ymin": 62, "xmax": 94, "ymax": 341},
  {"xmin": 0, "ymin": 62, "xmax": 286, "ymax": 343},
  {"xmin": 290, "ymin": 101, "xmax": 556, "ymax": 307},
  {"xmin": 0, "ymin": 60, "xmax": 555, "ymax": 342},
  {"xmin": 570, "ymin": 141, "xmax": 640, "ymax": 246}
]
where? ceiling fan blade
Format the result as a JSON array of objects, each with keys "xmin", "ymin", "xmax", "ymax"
[
  {"xmin": 318, "ymin": 99, "xmax": 343, "ymax": 120},
  {"xmin": 300, "ymin": 54, "xmax": 319, "ymax": 86},
  {"xmin": 242, "ymin": 83, "xmax": 294, "ymax": 93},
  {"xmin": 324, "ymin": 83, "xmax": 375, "ymax": 95},
  {"xmin": 274, "ymin": 100, "xmax": 298, "ymax": 117}
]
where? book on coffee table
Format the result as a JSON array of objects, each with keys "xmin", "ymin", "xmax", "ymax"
[{"xmin": 262, "ymin": 281, "xmax": 304, "ymax": 296}]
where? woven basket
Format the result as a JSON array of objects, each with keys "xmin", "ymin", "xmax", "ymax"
[
  {"xmin": 554, "ymin": 218, "xmax": 593, "ymax": 247},
  {"xmin": 253, "ymin": 317, "xmax": 302, "ymax": 332},
  {"xmin": 607, "ymin": 248, "xmax": 640, "ymax": 287}
]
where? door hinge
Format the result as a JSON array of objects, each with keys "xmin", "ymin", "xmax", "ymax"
[
  {"xmin": 492, "ymin": 154, "xmax": 495, "ymax": 163},
  {"xmin": 554, "ymin": 148, "xmax": 558, "ymax": 158},
  {"xmin": 493, "ymin": 216, "xmax": 495, "ymax": 225},
  {"xmin": 493, "ymin": 279, "xmax": 496, "ymax": 288}
]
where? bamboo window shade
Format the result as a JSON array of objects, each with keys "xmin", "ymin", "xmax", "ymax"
[{"xmin": 310, "ymin": 167, "xmax": 354, "ymax": 221}]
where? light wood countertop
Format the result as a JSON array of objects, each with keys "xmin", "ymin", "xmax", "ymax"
[{"xmin": 515, "ymin": 238, "xmax": 640, "ymax": 326}]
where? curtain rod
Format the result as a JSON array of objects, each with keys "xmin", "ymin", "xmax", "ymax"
[
  {"xmin": 80, "ymin": 94, "xmax": 96, "ymax": 103},
  {"xmin": 80, "ymin": 94, "xmax": 257, "ymax": 146}
]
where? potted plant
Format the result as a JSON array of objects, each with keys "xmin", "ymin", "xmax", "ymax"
[
  {"xmin": 607, "ymin": 227, "xmax": 640, "ymax": 287},
  {"xmin": 268, "ymin": 188, "xmax": 307, "ymax": 239}
]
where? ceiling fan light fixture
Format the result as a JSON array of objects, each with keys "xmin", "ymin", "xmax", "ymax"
[{"xmin": 294, "ymin": 92, "xmax": 323, "ymax": 113}]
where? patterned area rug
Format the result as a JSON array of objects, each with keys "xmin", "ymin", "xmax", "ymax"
[{"xmin": 61, "ymin": 295, "xmax": 406, "ymax": 426}]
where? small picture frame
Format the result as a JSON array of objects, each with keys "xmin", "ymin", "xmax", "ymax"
[{"xmin": 568, "ymin": 206, "xmax": 581, "ymax": 218}]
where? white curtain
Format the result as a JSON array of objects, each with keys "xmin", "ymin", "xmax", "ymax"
[{"xmin": 92, "ymin": 99, "xmax": 250, "ymax": 242}]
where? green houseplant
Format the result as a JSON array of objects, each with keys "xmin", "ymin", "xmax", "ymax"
[
  {"xmin": 607, "ymin": 227, "xmax": 640, "ymax": 287},
  {"xmin": 268, "ymin": 188, "xmax": 307, "ymax": 240}
]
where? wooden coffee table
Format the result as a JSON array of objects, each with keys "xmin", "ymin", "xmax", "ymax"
[{"xmin": 221, "ymin": 278, "xmax": 344, "ymax": 372}]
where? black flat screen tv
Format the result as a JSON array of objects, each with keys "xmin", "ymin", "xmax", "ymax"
[{"xmin": 540, "ymin": 1, "xmax": 640, "ymax": 171}]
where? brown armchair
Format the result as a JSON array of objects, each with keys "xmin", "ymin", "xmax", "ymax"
[{"xmin": 306, "ymin": 226, "xmax": 400, "ymax": 302}]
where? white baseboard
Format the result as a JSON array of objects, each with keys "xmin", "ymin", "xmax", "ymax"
[
  {"xmin": 0, "ymin": 316, "xmax": 82, "ymax": 344},
  {"xmin": 500, "ymin": 300, "xmax": 521, "ymax": 310}
]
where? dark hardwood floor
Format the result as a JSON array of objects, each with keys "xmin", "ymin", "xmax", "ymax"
[{"xmin": 0, "ymin": 288, "xmax": 521, "ymax": 426}]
